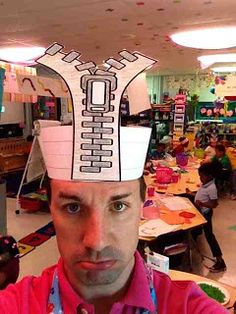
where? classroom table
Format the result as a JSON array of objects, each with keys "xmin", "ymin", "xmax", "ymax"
[
  {"xmin": 144, "ymin": 167, "xmax": 201, "ymax": 195},
  {"xmin": 169, "ymin": 269, "xmax": 236, "ymax": 310},
  {"xmin": 139, "ymin": 196, "xmax": 206, "ymax": 241},
  {"xmin": 139, "ymin": 195, "xmax": 206, "ymax": 269}
]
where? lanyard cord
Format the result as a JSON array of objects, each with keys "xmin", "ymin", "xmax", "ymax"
[{"xmin": 47, "ymin": 266, "xmax": 158, "ymax": 314}]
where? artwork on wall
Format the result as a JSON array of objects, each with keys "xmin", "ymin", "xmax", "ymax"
[{"xmin": 195, "ymin": 100, "xmax": 236, "ymax": 123}]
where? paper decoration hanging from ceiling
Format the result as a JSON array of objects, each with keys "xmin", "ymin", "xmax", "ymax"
[
  {"xmin": 16, "ymin": 74, "xmax": 69, "ymax": 98},
  {"xmin": 37, "ymin": 43, "xmax": 157, "ymax": 181},
  {"xmin": 0, "ymin": 61, "xmax": 37, "ymax": 103}
]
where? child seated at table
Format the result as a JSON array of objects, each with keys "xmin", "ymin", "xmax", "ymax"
[
  {"xmin": 152, "ymin": 142, "xmax": 166, "ymax": 160},
  {"xmin": 186, "ymin": 162, "xmax": 226, "ymax": 273},
  {"xmin": 172, "ymin": 136, "xmax": 189, "ymax": 157}
]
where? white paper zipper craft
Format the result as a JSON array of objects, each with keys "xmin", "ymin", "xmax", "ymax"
[{"xmin": 37, "ymin": 43, "xmax": 157, "ymax": 181}]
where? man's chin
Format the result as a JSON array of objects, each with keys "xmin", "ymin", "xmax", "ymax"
[{"xmin": 75, "ymin": 265, "xmax": 123, "ymax": 286}]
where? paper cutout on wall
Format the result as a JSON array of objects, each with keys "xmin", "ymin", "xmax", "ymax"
[
  {"xmin": 37, "ymin": 43, "xmax": 157, "ymax": 181},
  {"xmin": 163, "ymin": 73, "xmax": 215, "ymax": 94},
  {"xmin": 196, "ymin": 101, "xmax": 236, "ymax": 123},
  {"xmin": 215, "ymin": 74, "xmax": 236, "ymax": 97},
  {"xmin": 17, "ymin": 74, "xmax": 69, "ymax": 98},
  {"xmin": 0, "ymin": 61, "xmax": 37, "ymax": 103}
]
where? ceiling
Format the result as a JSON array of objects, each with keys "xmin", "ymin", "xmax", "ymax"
[{"xmin": 1, "ymin": 0, "xmax": 236, "ymax": 74}]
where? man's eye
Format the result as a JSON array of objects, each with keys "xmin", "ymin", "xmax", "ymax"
[
  {"xmin": 65, "ymin": 203, "xmax": 81, "ymax": 214},
  {"xmin": 112, "ymin": 202, "xmax": 127, "ymax": 212}
]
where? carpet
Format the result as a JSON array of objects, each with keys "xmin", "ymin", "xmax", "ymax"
[
  {"xmin": 19, "ymin": 233, "xmax": 50, "ymax": 247},
  {"xmin": 17, "ymin": 221, "xmax": 56, "ymax": 258},
  {"xmin": 36, "ymin": 222, "xmax": 56, "ymax": 237},
  {"xmin": 17, "ymin": 242, "xmax": 35, "ymax": 258}
]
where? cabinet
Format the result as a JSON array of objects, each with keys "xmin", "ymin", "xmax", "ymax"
[{"xmin": 152, "ymin": 104, "xmax": 173, "ymax": 141}]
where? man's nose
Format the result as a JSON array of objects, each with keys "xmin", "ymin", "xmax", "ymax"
[{"xmin": 82, "ymin": 211, "xmax": 108, "ymax": 252}]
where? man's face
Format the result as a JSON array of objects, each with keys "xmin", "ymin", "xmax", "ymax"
[{"xmin": 50, "ymin": 179, "xmax": 142, "ymax": 288}]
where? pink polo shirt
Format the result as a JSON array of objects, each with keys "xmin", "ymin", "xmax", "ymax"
[{"xmin": 0, "ymin": 251, "xmax": 227, "ymax": 313}]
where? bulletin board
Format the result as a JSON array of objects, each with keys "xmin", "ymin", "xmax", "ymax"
[{"xmin": 195, "ymin": 101, "xmax": 236, "ymax": 123}]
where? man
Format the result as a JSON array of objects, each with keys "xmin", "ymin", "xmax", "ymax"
[
  {"xmin": 0, "ymin": 177, "xmax": 228, "ymax": 313},
  {"xmin": 0, "ymin": 44, "xmax": 228, "ymax": 313}
]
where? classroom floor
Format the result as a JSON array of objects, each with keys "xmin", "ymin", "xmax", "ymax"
[{"xmin": 6, "ymin": 196, "xmax": 236, "ymax": 286}]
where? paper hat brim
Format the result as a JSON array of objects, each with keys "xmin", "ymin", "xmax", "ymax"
[{"xmin": 38, "ymin": 125, "xmax": 151, "ymax": 181}]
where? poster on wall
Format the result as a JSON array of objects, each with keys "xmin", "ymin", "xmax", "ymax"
[
  {"xmin": 195, "ymin": 101, "xmax": 236, "ymax": 123},
  {"xmin": 215, "ymin": 74, "xmax": 236, "ymax": 97}
]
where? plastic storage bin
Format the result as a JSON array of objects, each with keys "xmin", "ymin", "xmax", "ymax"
[{"xmin": 156, "ymin": 167, "xmax": 173, "ymax": 184}]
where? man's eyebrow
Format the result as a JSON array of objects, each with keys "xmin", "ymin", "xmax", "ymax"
[
  {"xmin": 109, "ymin": 193, "xmax": 132, "ymax": 202},
  {"xmin": 58, "ymin": 191, "xmax": 82, "ymax": 202}
]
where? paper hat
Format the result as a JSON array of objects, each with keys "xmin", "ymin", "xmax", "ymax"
[{"xmin": 36, "ymin": 43, "xmax": 157, "ymax": 181}]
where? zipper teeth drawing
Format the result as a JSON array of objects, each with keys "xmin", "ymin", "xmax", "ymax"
[{"xmin": 37, "ymin": 43, "xmax": 156, "ymax": 181}]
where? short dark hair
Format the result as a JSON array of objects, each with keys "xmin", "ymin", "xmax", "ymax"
[
  {"xmin": 46, "ymin": 176, "xmax": 146, "ymax": 204},
  {"xmin": 215, "ymin": 144, "xmax": 225, "ymax": 153},
  {"xmin": 198, "ymin": 161, "xmax": 221, "ymax": 179}
]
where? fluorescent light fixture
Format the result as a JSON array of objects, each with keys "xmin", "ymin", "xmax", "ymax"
[
  {"xmin": 0, "ymin": 46, "xmax": 45, "ymax": 64},
  {"xmin": 170, "ymin": 27, "xmax": 236, "ymax": 49},
  {"xmin": 1, "ymin": 106, "xmax": 5, "ymax": 113},
  {"xmin": 198, "ymin": 53, "xmax": 236, "ymax": 69},
  {"xmin": 211, "ymin": 66, "xmax": 236, "ymax": 73}
]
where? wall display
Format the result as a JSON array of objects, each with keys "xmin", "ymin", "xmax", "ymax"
[
  {"xmin": 163, "ymin": 73, "xmax": 215, "ymax": 95},
  {"xmin": 17, "ymin": 74, "xmax": 69, "ymax": 98},
  {"xmin": 196, "ymin": 101, "xmax": 236, "ymax": 123},
  {"xmin": 32, "ymin": 96, "xmax": 59, "ymax": 121},
  {"xmin": 215, "ymin": 74, "xmax": 236, "ymax": 97},
  {"xmin": 0, "ymin": 61, "xmax": 37, "ymax": 103}
]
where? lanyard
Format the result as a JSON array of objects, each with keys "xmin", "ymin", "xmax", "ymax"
[{"xmin": 47, "ymin": 266, "xmax": 158, "ymax": 314}]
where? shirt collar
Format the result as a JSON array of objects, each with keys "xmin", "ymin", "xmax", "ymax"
[
  {"xmin": 57, "ymin": 251, "xmax": 155, "ymax": 313},
  {"xmin": 119, "ymin": 251, "xmax": 156, "ymax": 312},
  {"xmin": 202, "ymin": 179, "xmax": 215, "ymax": 188},
  {"xmin": 58, "ymin": 258, "xmax": 88, "ymax": 313}
]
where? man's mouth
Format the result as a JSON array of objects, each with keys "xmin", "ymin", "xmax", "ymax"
[{"xmin": 77, "ymin": 260, "xmax": 117, "ymax": 270}]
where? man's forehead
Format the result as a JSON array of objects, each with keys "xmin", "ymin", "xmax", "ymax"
[{"xmin": 51, "ymin": 179, "xmax": 139, "ymax": 193}]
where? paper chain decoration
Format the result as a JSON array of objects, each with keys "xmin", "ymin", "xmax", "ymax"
[{"xmin": 37, "ymin": 43, "xmax": 156, "ymax": 181}]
